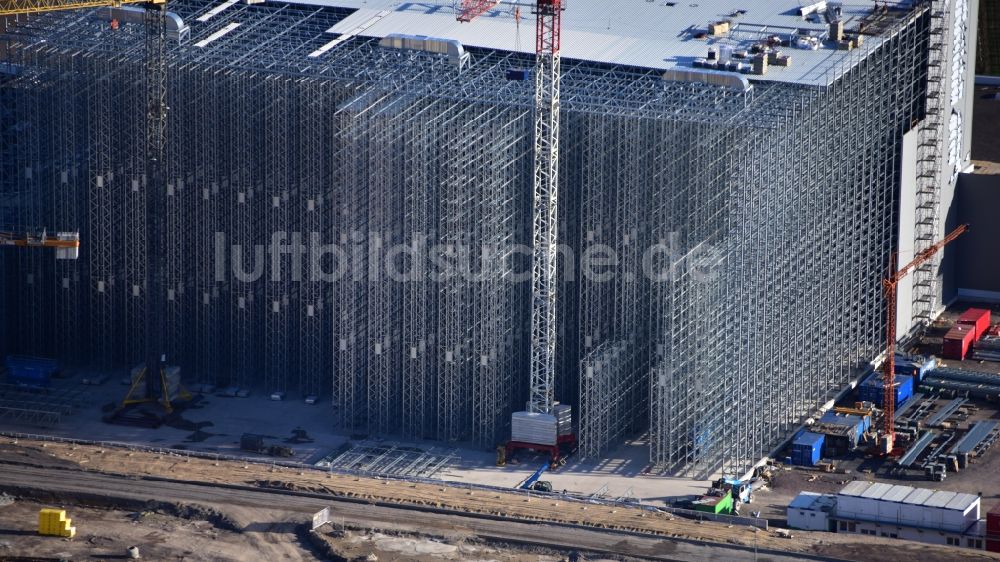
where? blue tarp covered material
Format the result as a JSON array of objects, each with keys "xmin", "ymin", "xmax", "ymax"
[
  {"xmin": 859, "ymin": 374, "xmax": 913, "ymax": 408},
  {"xmin": 791, "ymin": 431, "xmax": 825, "ymax": 466},
  {"xmin": 3, "ymin": 355, "xmax": 58, "ymax": 388},
  {"xmin": 893, "ymin": 353, "xmax": 936, "ymax": 382},
  {"xmin": 820, "ymin": 412, "xmax": 867, "ymax": 441}
]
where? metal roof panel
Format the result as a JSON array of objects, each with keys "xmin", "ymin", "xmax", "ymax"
[
  {"xmin": 861, "ymin": 482, "xmax": 894, "ymax": 499},
  {"xmin": 880, "ymin": 485, "xmax": 915, "ymax": 503},
  {"xmin": 945, "ymin": 493, "xmax": 979, "ymax": 511},
  {"xmin": 839, "ymin": 480, "xmax": 872, "ymax": 497},
  {"xmin": 287, "ymin": 0, "xmax": 922, "ymax": 86},
  {"xmin": 789, "ymin": 491, "xmax": 822, "ymax": 509},
  {"xmin": 902, "ymin": 488, "xmax": 935, "ymax": 505},
  {"xmin": 923, "ymin": 491, "xmax": 958, "ymax": 508}
]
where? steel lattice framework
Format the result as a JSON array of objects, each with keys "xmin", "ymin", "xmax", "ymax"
[
  {"xmin": 0, "ymin": 0, "xmax": 942, "ymax": 473},
  {"xmin": 527, "ymin": 0, "xmax": 561, "ymax": 415}
]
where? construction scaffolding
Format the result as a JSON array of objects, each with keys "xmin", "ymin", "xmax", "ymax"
[{"xmin": 0, "ymin": 0, "xmax": 941, "ymax": 474}]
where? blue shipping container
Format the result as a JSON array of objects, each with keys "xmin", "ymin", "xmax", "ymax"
[
  {"xmin": 898, "ymin": 375, "xmax": 914, "ymax": 405},
  {"xmin": 859, "ymin": 374, "xmax": 913, "ymax": 408},
  {"xmin": 790, "ymin": 431, "xmax": 825, "ymax": 466}
]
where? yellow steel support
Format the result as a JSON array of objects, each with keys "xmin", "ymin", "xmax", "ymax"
[{"xmin": 0, "ymin": 0, "xmax": 162, "ymax": 17}]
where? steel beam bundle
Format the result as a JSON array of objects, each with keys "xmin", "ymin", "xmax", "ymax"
[{"xmin": 0, "ymin": 0, "xmax": 944, "ymax": 473}]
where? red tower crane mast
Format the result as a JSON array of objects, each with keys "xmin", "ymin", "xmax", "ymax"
[
  {"xmin": 880, "ymin": 223, "xmax": 967, "ymax": 453},
  {"xmin": 456, "ymin": 0, "xmax": 500, "ymax": 22}
]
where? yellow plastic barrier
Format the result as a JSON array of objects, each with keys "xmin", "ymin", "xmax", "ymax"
[{"xmin": 37, "ymin": 508, "xmax": 75, "ymax": 538}]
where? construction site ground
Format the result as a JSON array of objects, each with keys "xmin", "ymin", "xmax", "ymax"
[
  {"xmin": 4, "ymin": 307, "xmax": 1000, "ymax": 559},
  {"xmin": 754, "ymin": 423, "xmax": 1000, "ymax": 524},
  {"xmin": 0, "ymin": 437, "xmax": 997, "ymax": 562},
  {"xmin": 0, "ymin": 498, "xmax": 315, "ymax": 561},
  {"xmin": 0, "ymin": 371, "xmax": 710, "ymax": 504},
  {"xmin": 0, "ymin": 497, "xmax": 577, "ymax": 562},
  {"xmin": 754, "ymin": 301, "xmax": 1000, "ymax": 524}
]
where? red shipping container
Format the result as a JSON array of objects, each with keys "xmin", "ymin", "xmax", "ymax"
[
  {"xmin": 989, "ymin": 539, "xmax": 1000, "ymax": 554},
  {"xmin": 989, "ymin": 504, "xmax": 1000, "ymax": 535},
  {"xmin": 958, "ymin": 308, "xmax": 992, "ymax": 340},
  {"xmin": 943, "ymin": 324, "xmax": 975, "ymax": 360}
]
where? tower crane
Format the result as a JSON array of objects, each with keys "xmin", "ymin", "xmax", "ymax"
[
  {"xmin": 458, "ymin": 0, "xmax": 569, "ymax": 459},
  {"xmin": 879, "ymin": 223, "xmax": 967, "ymax": 453},
  {"xmin": 1, "ymin": 0, "xmax": 177, "ymax": 413},
  {"xmin": 525, "ymin": 0, "xmax": 561, "ymax": 419}
]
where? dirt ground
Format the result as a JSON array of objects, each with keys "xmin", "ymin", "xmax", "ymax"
[
  {"xmin": 1, "ymin": 438, "xmax": 997, "ymax": 562},
  {"xmin": 0, "ymin": 499, "xmax": 315, "ymax": 561},
  {"xmin": 312, "ymin": 528, "xmax": 588, "ymax": 562},
  {"xmin": 0, "ymin": 498, "xmax": 582, "ymax": 562}
]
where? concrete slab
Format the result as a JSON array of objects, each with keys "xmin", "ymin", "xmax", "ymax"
[{"xmin": 0, "ymin": 368, "xmax": 712, "ymax": 505}]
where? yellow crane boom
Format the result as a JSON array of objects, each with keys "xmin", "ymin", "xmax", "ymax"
[{"xmin": 0, "ymin": 0, "xmax": 161, "ymax": 17}]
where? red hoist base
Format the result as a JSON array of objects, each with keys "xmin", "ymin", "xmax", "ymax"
[{"xmin": 506, "ymin": 433, "xmax": 577, "ymax": 463}]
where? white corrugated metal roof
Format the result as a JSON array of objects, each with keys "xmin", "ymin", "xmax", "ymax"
[
  {"xmin": 840, "ymin": 483, "xmax": 978, "ymax": 511},
  {"xmin": 839, "ymin": 480, "xmax": 873, "ymax": 497},
  {"xmin": 789, "ymin": 491, "xmax": 837, "ymax": 511},
  {"xmin": 924, "ymin": 490, "xmax": 958, "ymax": 508},
  {"xmin": 880, "ymin": 485, "xmax": 915, "ymax": 503},
  {"xmin": 789, "ymin": 491, "xmax": 823, "ymax": 509},
  {"xmin": 945, "ymin": 493, "xmax": 979, "ymax": 511},
  {"xmin": 860, "ymin": 482, "xmax": 894, "ymax": 500},
  {"xmin": 284, "ymin": 0, "xmax": 921, "ymax": 86},
  {"xmin": 901, "ymin": 487, "xmax": 935, "ymax": 505}
]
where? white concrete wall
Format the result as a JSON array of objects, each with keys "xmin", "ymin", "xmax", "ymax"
[
  {"xmin": 788, "ymin": 508, "xmax": 829, "ymax": 531},
  {"xmin": 962, "ymin": 0, "xmax": 980, "ymax": 164},
  {"xmin": 939, "ymin": 0, "xmax": 980, "ymax": 306},
  {"xmin": 897, "ymin": 128, "xmax": 917, "ymax": 338}
]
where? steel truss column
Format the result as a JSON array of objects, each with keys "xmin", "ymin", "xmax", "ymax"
[
  {"xmin": 298, "ymin": 78, "xmax": 326, "ymax": 399},
  {"xmin": 262, "ymin": 75, "xmax": 291, "ymax": 395},
  {"xmin": 228, "ymin": 70, "xmax": 254, "ymax": 390},
  {"xmin": 191, "ymin": 65, "xmax": 222, "ymax": 387},
  {"xmin": 528, "ymin": 0, "xmax": 561, "ymax": 414},
  {"xmin": 144, "ymin": 3, "xmax": 169, "ymax": 383},
  {"xmin": 53, "ymin": 56, "xmax": 82, "ymax": 366},
  {"xmin": 87, "ymin": 53, "xmax": 116, "ymax": 369},
  {"xmin": 366, "ymin": 93, "xmax": 405, "ymax": 434}
]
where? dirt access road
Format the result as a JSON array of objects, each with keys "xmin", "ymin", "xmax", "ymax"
[
  {"xmin": 0, "ymin": 463, "xmax": 801, "ymax": 562},
  {"xmin": 0, "ymin": 437, "xmax": 994, "ymax": 561}
]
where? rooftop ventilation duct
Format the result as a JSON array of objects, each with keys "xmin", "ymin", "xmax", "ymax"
[
  {"xmin": 94, "ymin": 6, "xmax": 190, "ymax": 44},
  {"xmin": 662, "ymin": 69, "xmax": 751, "ymax": 91},
  {"xmin": 379, "ymin": 33, "xmax": 470, "ymax": 70}
]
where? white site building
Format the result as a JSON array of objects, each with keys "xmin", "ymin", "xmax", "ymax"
[{"xmin": 788, "ymin": 481, "xmax": 986, "ymax": 550}]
